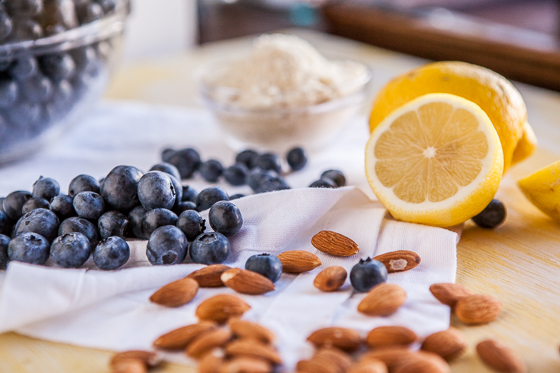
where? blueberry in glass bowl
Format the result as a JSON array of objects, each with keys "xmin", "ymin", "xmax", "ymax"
[{"xmin": 0, "ymin": 0, "xmax": 130, "ymax": 163}]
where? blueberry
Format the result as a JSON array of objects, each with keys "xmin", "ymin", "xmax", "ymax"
[
  {"xmin": 20, "ymin": 74, "xmax": 53, "ymax": 103},
  {"xmin": 165, "ymin": 148, "xmax": 201, "ymax": 179},
  {"xmin": 50, "ymin": 194, "xmax": 76, "ymax": 220},
  {"xmin": 247, "ymin": 168, "xmax": 277, "ymax": 193},
  {"xmin": 5, "ymin": 0, "xmax": 44, "ymax": 16},
  {"xmin": 13, "ymin": 208, "xmax": 60, "ymax": 242},
  {"xmin": 209, "ymin": 201, "xmax": 243, "ymax": 237},
  {"xmin": 176, "ymin": 210, "xmax": 206, "ymax": 241},
  {"xmin": 32, "ymin": 176, "xmax": 60, "ymax": 201},
  {"xmin": 472, "ymin": 199, "xmax": 506, "ymax": 229},
  {"xmin": 10, "ymin": 56, "xmax": 38, "ymax": 81},
  {"xmin": 98, "ymin": 211, "xmax": 130, "ymax": 239},
  {"xmin": 73, "ymin": 191, "xmax": 105, "ymax": 220},
  {"xmin": 68, "ymin": 174, "xmax": 100, "ymax": 197},
  {"xmin": 51, "ymin": 79, "xmax": 73, "ymax": 111},
  {"xmin": 3, "ymin": 191, "xmax": 32, "ymax": 220},
  {"xmin": 224, "ymin": 163, "xmax": 248, "ymax": 186},
  {"xmin": 8, "ymin": 232, "xmax": 50, "ymax": 265},
  {"xmin": 22, "ymin": 198, "xmax": 50, "ymax": 214},
  {"xmin": 39, "ymin": 53, "xmax": 75, "ymax": 81},
  {"xmin": 96, "ymin": 0, "xmax": 116, "ymax": 13},
  {"xmin": 10, "ymin": 18, "xmax": 43, "ymax": 40},
  {"xmin": 190, "ymin": 232, "xmax": 230, "ymax": 265},
  {"xmin": 101, "ymin": 165, "xmax": 143, "ymax": 212},
  {"xmin": 93, "ymin": 236, "xmax": 130, "ymax": 270},
  {"xmin": 161, "ymin": 148, "xmax": 175, "ymax": 162},
  {"xmin": 149, "ymin": 162, "xmax": 181, "ymax": 181},
  {"xmin": 0, "ymin": 211, "xmax": 10, "ymax": 235},
  {"xmin": 309, "ymin": 179, "xmax": 337, "ymax": 188},
  {"xmin": 199, "ymin": 159, "xmax": 224, "ymax": 183},
  {"xmin": 137, "ymin": 171, "xmax": 176, "ymax": 211},
  {"xmin": 196, "ymin": 187, "xmax": 229, "ymax": 212},
  {"xmin": 70, "ymin": 46, "xmax": 98, "ymax": 74},
  {"xmin": 286, "ymin": 147, "xmax": 307, "ymax": 171},
  {"xmin": 255, "ymin": 153, "xmax": 282, "ymax": 174},
  {"xmin": 235, "ymin": 149, "xmax": 259, "ymax": 169},
  {"xmin": 173, "ymin": 201, "xmax": 196, "ymax": 215},
  {"xmin": 0, "ymin": 234, "xmax": 10, "ymax": 269},
  {"xmin": 229, "ymin": 194, "xmax": 245, "ymax": 200},
  {"xmin": 128, "ymin": 205, "xmax": 147, "ymax": 239},
  {"xmin": 182, "ymin": 186, "xmax": 197, "ymax": 202},
  {"xmin": 259, "ymin": 176, "xmax": 290, "ymax": 193},
  {"xmin": 78, "ymin": 2, "xmax": 103, "ymax": 23},
  {"xmin": 0, "ymin": 198, "xmax": 4, "ymax": 212},
  {"xmin": 141, "ymin": 208, "xmax": 178, "ymax": 238},
  {"xmin": 169, "ymin": 175, "xmax": 183, "ymax": 208},
  {"xmin": 350, "ymin": 257, "xmax": 387, "ymax": 292},
  {"xmin": 146, "ymin": 225, "xmax": 188, "ymax": 265},
  {"xmin": 6, "ymin": 102, "xmax": 41, "ymax": 126},
  {"xmin": 0, "ymin": 80, "xmax": 18, "ymax": 108},
  {"xmin": 321, "ymin": 170, "xmax": 346, "ymax": 187},
  {"xmin": 59, "ymin": 217, "xmax": 99, "ymax": 247},
  {"xmin": 50, "ymin": 232, "xmax": 91, "ymax": 268},
  {"xmin": 245, "ymin": 253, "xmax": 282, "ymax": 283},
  {"xmin": 0, "ymin": 9, "xmax": 12, "ymax": 42}
]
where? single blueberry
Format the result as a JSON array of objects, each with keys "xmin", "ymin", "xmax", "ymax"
[
  {"xmin": 472, "ymin": 199, "xmax": 506, "ymax": 229},
  {"xmin": 0, "ymin": 197, "xmax": 4, "ymax": 212},
  {"xmin": 8, "ymin": 232, "xmax": 50, "ymax": 265},
  {"xmin": 173, "ymin": 201, "xmax": 197, "ymax": 215},
  {"xmin": 137, "ymin": 171, "xmax": 176, "ymax": 211},
  {"xmin": 39, "ymin": 53, "xmax": 76, "ymax": 81},
  {"xmin": 245, "ymin": 253, "xmax": 283, "ymax": 283},
  {"xmin": 321, "ymin": 170, "xmax": 346, "ymax": 187},
  {"xmin": 235, "ymin": 149, "xmax": 259, "ymax": 169},
  {"xmin": 209, "ymin": 201, "xmax": 243, "ymax": 237},
  {"xmin": 5, "ymin": 0, "xmax": 43, "ymax": 16},
  {"xmin": 50, "ymin": 194, "xmax": 76, "ymax": 220},
  {"xmin": 161, "ymin": 148, "xmax": 175, "ymax": 163},
  {"xmin": 247, "ymin": 168, "xmax": 277, "ymax": 193},
  {"xmin": 93, "ymin": 236, "xmax": 130, "ymax": 270},
  {"xmin": 350, "ymin": 257, "xmax": 387, "ymax": 292},
  {"xmin": 6, "ymin": 102, "xmax": 41, "ymax": 126},
  {"xmin": 190, "ymin": 232, "xmax": 230, "ymax": 265},
  {"xmin": 309, "ymin": 179, "xmax": 337, "ymax": 188},
  {"xmin": 224, "ymin": 163, "xmax": 248, "ymax": 186},
  {"xmin": 50, "ymin": 232, "xmax": 91, "ymax": 268},
  {"xmin": 165, "ymin": 148, "xmax": 201, "ymax": 179},
  {"xmin": 182, "ymin": 186, "xmax": 197, "ymax": 202},
  {"xmin": 70, "ymin": 46, "xmax": 98, "ymax": 74},
  {"xmin": 98, "ymin": 211, "xmax": 130, "ymax": 239},
  {"xmin": 128, "ymin": 205, "xmax": 147, "ymax": 239},
  {"xmin": 13, "ymin": 208, "xmax": 60, "ymax": 242},
  {"xmin": 0, "ymin": 210, "xmax": 10, "ymax": 235},
  {"xmin": 10, "ymin": 56, "xmax": 38, "ymax": 81},
  {"xmin": 146, "ymin": 225, "xmax": 188, "ymax": 265},
  {"xmin": 101, "ymin": 165, "xmax": 143, "ymax": 212},
  {"xmin": 199, "ymin": 159, "xmax": 224, "ymax": 183},
  {"xmin": 176, "ymin": 210, "xmax": 206, "ymax": 241},
  {"xmin": 259, "ymin": 176, "xmax": 290, "ymax": 193},
  {"xmin": 59, "ymin": 217, "xmax": 99, "ymax": 247},
  {"xmin": 79, "ymin": 2, "xmax": 103, "ymax": 24},
  {"xmin": 169, "ymin": 175, "xmax": 183, "ymax": 208},
  {"xmin": 255, "ymin": 153, "xmax": 282, "ymax": 174},
  {"xmin": 149, "ymin": 162, "xmax": 181, "ymax": 181},
  {"xmin": 97, "ymin": 0, "xmax": 116, "ymax": 13},
  {"xmin": 0, "ymin": 234, "xmax": 10, "ymax": 269},
  {"xmin": 3, "ymin": 191, "xmax": 32, "ymax": 221},
  {"xmin": 229, "ymin": 194, "xmax": 245, "ymax": 200},
  {"xmin": 141, "ymin": 208, "xmax": 178, "ymax": 237},
  {"xmin": 0, "ymin": 9, "xmax": 12, "ymax": 42},
  {"xmin": 73, "ymin": 191, "xmax": 105, "ymax": 220},
  {"xmin": 0, "ymin": 80, "xmax": 18, "ymax": 108},
  {"xmin": 68, "ymin": 174, "xmax": 100, "ymax": 197},
  {"xmin": 51, "ymin": 79, "xmax": 73, "ymax": 112},
  {"xmin": 286, "ymin": 147, "xmax": 307, "ymax": 171},
  {"xmin": 32, "ymin": 176, "xmax": 60, "ymax": 201},
  {"xmin": 9, "ymin": 18, "xmax": 43, "ymax": 41},
  {"xmin": 22, "ymin": 198, "xmax": 50, "ymax": 214},
  {"xmin": 21, "ymin": 73, "xmax": 53, "ymax": 103},
  {"xmin": 196, "ymin": 187, "xmax": 229, "ymax": 212}
]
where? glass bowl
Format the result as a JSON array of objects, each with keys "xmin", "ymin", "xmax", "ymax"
[{"xmin": 0, "ymin": 2, "xmax": 129, "ymax": 163}]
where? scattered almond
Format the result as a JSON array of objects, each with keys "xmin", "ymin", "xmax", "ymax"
[
  {"xmin": 110, "ymin": 350, "xmax": 160, "ymax": 368},
  {"xmin": 221, "ymin": 268, "xmax": 275, "ymax": 295},
  {"xmin": 187, "ymin": 265, "xmax": 231, "ymax": 287},
  {"xmin": 455, "ymin": 294, "xmax": 502, "ymax": 325},
  {"xmin": 278, "ymin": 250, "xmax": 321, "ymax": 273},
  {"xmin": 311, "ymin": 231, "xmax": 359, "ymax": 257},
  {"xmin": 307, "ymin": 327, "xmax": 362, "ymax": 352},
  {"xmin": 149, "ymin": 277, "xmax": 199, "ymax": 307},
  {"xmin": 313, "ymin": 348, "xmax": 353, "ymax": 373},
  {"xmin": 196, "ymin": 294, "xmax": 251, "ymax": 324},
  {"xmin": 219, "ymin": 357, "xmax": 272, "ymax": 373},
  {"xmin": 359, "ymin": 347, "xmax": 413, "ymax": 370},
  {"xmin": 111, "ymin": 359, "xmax": 147, "ymax": 373},
  {"xmin": 313, "ymin": 266, "xmax": 347, "ymax": 292},
  {"xmin": 429, "ymin": 283, "xmax": 473, "ymax": 308},
  {"xmin": 347, "ymin": 359, "xmax": 388, "ymax": 373},
  {"xmin": 366, "ymin": 326, "xmax": 417, "ymax": 348},
  {"xmin": 392, "ymin": 351, "xmax": 450, "ymax": 373},
  {"xmin": 225, "ymin": 339, "xmax": 282, "ymax": 364},
  {"xmin": 358, "ymin": 283, "xmax": 407, "ymax": 316},
  {"xmin": 373, "ymin": 250, "xmax": 421, "ymax": 273},
  {"xmin": 153, "ymin": 321, "xmax": 217, "ymax": 350},
  {"xmin": 229, "ymin": 319, "xmax": 275, "ymax": 344},
  {"xmin": 186, "ymin": 328, "xmax": 232, "ymax": 358},
  {"xmin": 198, "ymin": 351, "xmax": 224, "ymax": 373},
  {"xmin": 421, "ymin": 328, "xmax": 467, "ymax": 361},
  {"xmin": 476, "ymin": 339, "xmax": 527, "ymax": 373}
]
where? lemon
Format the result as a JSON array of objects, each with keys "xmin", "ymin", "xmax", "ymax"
[
  {"xmin": 369, "ymin": 61, "xmax": 535, "ymax": 172},
  {"xmin": 365, "ymin": 93, "xmax": 504, "ymax": 227},
  {"xmin": 518, "ymin": 160, "xmax": 560, "ymax": 222}
]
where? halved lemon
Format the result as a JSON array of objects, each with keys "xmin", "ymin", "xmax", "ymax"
[
  {"xmin": 365, "ymin": 93, "xmax": 504, "ymax": 227},
  {"xmin": 518, "ymin": 160, "xmax": 560, "ymax": 222}
]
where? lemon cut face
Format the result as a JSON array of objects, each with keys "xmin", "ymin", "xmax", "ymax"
[
  {"xmin": 365, "ymin": 93, "xmax": 504, "ymax": 227},
  {"xmin": 518, "ymin": 160, "xmax": 560, "ymax": 222}
]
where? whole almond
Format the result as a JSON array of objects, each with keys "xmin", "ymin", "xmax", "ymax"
[
  {"xmin": 153, "ymin": 321, "xmax": 217, "ymax": 350},
  {"xmin": 476, "ymin": 339, "xmax": 526, "ymax": 373},
  {"xmin": 307, "ymin": 327, "xmax": 362, "ymax": 352},
  {"xmin": 421, "ymin": 328, "xmax": 467, "ymax": 361},
  {"xmin": 149, "ymin": 278, "xmax": 198, "ymax": 307},
  {"xmin": 225, "ymin": 339, "xmax": 282, "ymax": 364},
  {"xmin": 429, "ymin": 283, "xmax": 473, "ymax": 308},
  {"xmin": 196, "ymin": 294, "xmax": 251, "ymax": 324},
  {"xmin": 455, "ymin": 294, "xmax": 502, "ymax": 325},
  {"xmin": 198, "ymin": 351, "xmax": 224, "ymax": 373},
  {"xmin": 278, "ymin": 250, "xmax": 321, "ymax": 273},
  {"xmin": 366, "ymin": 326, "xmax": 417, "ymax": 348},
  {"xmin": 358, "ymin": 283, "xmax": 407, "ymax": 316},
  {"xmin": 313, "ymin": 266, "xmax": 347, "ymax": 292},
  {"xmin": 221, "ymin": 268, "xmax": 275, "ymax": 295},
  {"xmin": 373, "ymin": 250, "xmax": 421, "ymax": 273},
  {"xmin": 229, "ymin": 319, "xmax": 275, "ymax": 344},
  {"xmin": 219, "ymin": 357, "xmax": 272, "ymax": 373},
  {"xmin": 111, "ymin": 359, "xmax": 147, "ymax": 373},
  {"xmin": 187, "ymin": 264, "xmax": 231, "ymax": 287},
  {"xmin": 359, "ymin": 347, "xmax": 413, "ymax": 370},
  {"xmin": 110, "ymin": 350, "xmax": 160, "ymax": 368},
  {"xmin": 311, "ymin": 231, "xmax": 359, "ymax": 257},
  {"xmin": 347, "ymin": 359, "xmax": 388, "ymax": 373},
  {"xmin": 313, "ymin": 348, "xmax": 353, "ymax": 372},
  {"xmin": 186, "ymin": 328, "xmax": 232, "ymax": 358},
  {"xmin": 392, "ymin": 351, "xmax": 450, "ymax": 373}
]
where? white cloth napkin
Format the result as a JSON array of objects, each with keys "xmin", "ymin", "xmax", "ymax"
[{"xmin": 0, "ymin": 102, "xmax": 459, "ymax": 370}]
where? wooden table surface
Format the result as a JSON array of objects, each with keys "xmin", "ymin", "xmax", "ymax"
[{"xmin": 1, "ymin": 29, "xmax": 560, "ymax": 373}]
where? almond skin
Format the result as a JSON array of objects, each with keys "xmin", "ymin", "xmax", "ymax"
[
  {"xmin": 307, "ymin": 327, "xmax": 362, "ymax": 352},
  {"xmin": 196, "ymin": 294, "xmax": 251, "ymax": 324},
  {"xmin": 297, "ymin": 348, "xmax": 352, "ymax": 373},
  {"xmin": 347, "ymin": 359, "xmax": 388, "ymax": 373},
  {"xmin": 219, "ymin": 357, "xmax": 272, "ymax": 373},
  {"xmin": 187, "ymin": 264, "xmax": 231, "ymax": 287},
  {"xmin": 278, "ymin": 250, "xmax": 321, "ymax": 273},
  {"xmin": 313, "ymin": 266, "xmax": 347, "ymax": 292},
  {"xmin": 392, "ymin": 351, "xmax": 450, "ymax": 373},
  {"xmin": 186, "ymin": 328, "xmax": 232, "ymax": 358},
  {"xmin": 111, "ymin": 359, "xmax": 147, "ymax": 373},
  {"xmin": 152, "ymin": 321, "xmax": 217, "ymax": 350},
  {"xmin": 358, "ymin": 283, "xmax": 407, "ymax": 316},
  {"xmin": 149, "ymin": 277, "xmax": 198, "ymax": 307},
  {"xmin": 110, "ymin": 350, "xmax": 160, "ymax": 368},
  {"xmin": 366, "ymin": 326, "xmax": 417, "ymax": 348},
  {"xmin": 311, "ymin": 231, "xmax": 359, "ymax": 257},
  {"xmin": 455, "ymin": 294, "xmax": 502, "ymax": 325},
  {"xmin": 225, "ymin": 339, "xmax": 282, "ymax": 364},
  {"xmin": 429, "ymin": 283, "xmax": 473, "ymax": 308},
  {"xmin": 198, "ymin": 352, "xmax": 224, "ymax": 373},
  {"xmin": 359, "ymin": 347, "xmax": 413, "ymax": 370},
  {"xmin": 421, "ymin": 328, "xmax": 467, "ymax": 361},
  {"xmin": 373, "ymin": 250, "xmax": 421, "ymax": 273},
  {"xmin": 229, "ymin": 319, "xmax": 275, "ymax": 344},
  {"xmin": 476, "ymin": 339, "xmax": 527, "ymax": 373},
  {"xmin": 221, "ymin": 268, "xmax": 275, "ymax": 295}
]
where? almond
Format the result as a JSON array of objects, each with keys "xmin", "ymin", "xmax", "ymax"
[
  {"xmin": 229, "ymin": 319, "xmax": 275, "ymax": 344},
  {"xmin": 392, "ymin": 351, "xmax": 450, "ymax": 373},
  {"xmin": 455, "ymin": 294, "xmax": 502, "ymax": 325},
  {"xmin": 476, "ymin": 339, "xmax": 526, "ymax": 373},
  {"xmin": 311, "ymin": 231, "xmax": 359, "ymax": 257},
  {"xmin": 347, "ymin": 359, "xmax": 388, "ymax": 373},
  {"xmin": 313, "ymin": 348, "xmax": 353, "ymax": 373},
  {"xmin": 421, "ymin": 328, "xmax": 467, "ymax": 361},
  {"xmin": 221, "ymin": 268, "xmax": 275, "ymax": 295},
  {"xmin": 278, "ymin": 250, "xmax": 321, "ymax": 273},
  {"xmin": 111, "ymin": 359, "xmax": 147, "ymax": 373},
  {"xmin": 153, "ymin": 321, "xmax": 217, "ymax": 350},
  {"xmin": 307, "ymin": 327, "xmax": 362, "ymax": 352},
  {"xmin": 225, "ymin": 339, "xmax": 282, "ymax": 364},
  {"xmin": 186, "ymin": 328, "xmax": 232, "ymax": 358},
  {"xmin": 198, "ymin": 351, "xmax": 224, "ymax": 373},
  {"xmin": 359, "ymin": 347, "xmax": 413, "ymax": 370},
  {"xmin": 366, "ymin": 326, "xmax": 417, "ymax": 348},
  {"xmin": 110, "ymin": 350, "xmax": 160, "ymax": 368},
  {"xmin": 358, "ymin": 283, "xmax": 407, "ymax": 316},
  {"xmin": 313, "ymin": 266, "xmax": 347, "ymax": 292},
  {"xmin": 196, "ymin": 294, "xmax": 251, "ymax": 324},
  {"xmin": 149, "ymin": 277, "xmax": 198, "ymax": 307},
  {"xmin": 188, "ymin": 264, "xmax": 232, "ymax": 288},
  {"xmin": 219, "ymin": 357, "xmax": 272, "ymax": 373},
  {"xmin": 429, "ymin": 283, "xmax": 473, "ymax": 308},
  {"xmin": 373, "ymin": 250, "xmax": 421, "ymax": 273}
]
